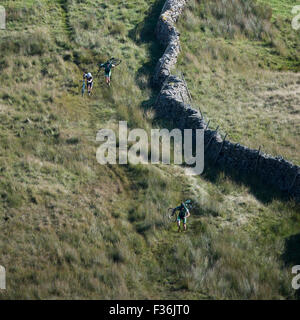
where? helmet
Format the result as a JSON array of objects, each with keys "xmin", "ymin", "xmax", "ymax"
[{"xmin": 183, "ymin": 199, "xmax": 192, "ymax": 209}]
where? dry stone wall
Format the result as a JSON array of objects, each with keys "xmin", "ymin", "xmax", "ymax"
[{"xmin": 152, "ymin": 0, "xmax": 300, "ymax": 202}]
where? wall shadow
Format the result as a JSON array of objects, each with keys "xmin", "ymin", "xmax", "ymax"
[
  {"xmin": 152, "ymin": 114, "xmax": 296, "ymax": 205},
  {"xmin": 128, "ymin": 0, "xmax": 166, "ymax": 109},
  {"xmin": 282, "ymin": 233, "xmax": 300, "ymax": 266},
  {"xmin": 130, "ymin": 0, "xmax": 298, "ymax": 206},
  {"xmin": 202, "ymin": 164, "xmax": 293, "ymax": 205},
  {"xmin": 281, "ymin": 232, "xmax": 300, "ymax": 299}
]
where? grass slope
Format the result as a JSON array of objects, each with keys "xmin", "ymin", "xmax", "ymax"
[
  {"xmin": 177, "ymin": 0, "xmax": 300, "ymax": 165},
  {"xmin": 0, "ymin": 0, "xmax": 299, "ymax": 299}
]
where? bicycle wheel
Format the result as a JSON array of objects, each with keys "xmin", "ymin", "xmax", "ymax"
[
  {"xmin": 165, "ymin": 208, "xmax": 176, "ymax": 223},
  {"xmin": 110, "ymin": 58, "xmax": 122, "ymax": 67},
  {"xmin": 81, "ymin": 81, "xmax": 85, "ymax": 97}
]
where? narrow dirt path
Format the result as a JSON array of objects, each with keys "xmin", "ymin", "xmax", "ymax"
[{"xmin": 58, "ymin": 0, "xmax": 73, "ymax": 39}]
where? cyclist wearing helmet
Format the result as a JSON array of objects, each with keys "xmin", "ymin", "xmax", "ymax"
[
  {"xmin": 172, "ymin": 201, "xmax": 191, "ymax": 232},
  {"xmin": 99, "ymin": 61, "xmax": 115, "ymax": 86},
  {"xmin": 83, "ymin": 71, "xmax": 93, "ymax": 96}
]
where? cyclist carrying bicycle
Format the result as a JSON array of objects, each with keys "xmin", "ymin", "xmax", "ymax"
[
  {"xmin": 99, "ymin": 61, "xmax": 115, "ymax": 86},
  {"xmin": 172, "ymin": 201, "xmax": 191, "ymax": 232}
]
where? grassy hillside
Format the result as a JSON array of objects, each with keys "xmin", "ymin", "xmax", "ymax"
[
  {"xmin": 0, "ymin": 0, "xmax": 299, "ymax": 299},
  {"xmin": 177, "ymin": 0, "xmax": 300, "ymax": 165}
]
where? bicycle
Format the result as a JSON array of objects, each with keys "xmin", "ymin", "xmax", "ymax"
[
  {"xmin": 110, "ymin": 57, "xmax": 122, "ymax": 67},
  {"xmin": 96, "ymin": 57, "xmax": 122, "ymax": 78},
  {"xmin": 165, "ymin": 207, "xmax": 177, "ymax": 223},
  {"xmin": 164, "ymin": 200, "xmax": 194, "ymax": 224},
  {"xmin": 81, "ymin": 79, "xmax": 85, "ymax": 97}
]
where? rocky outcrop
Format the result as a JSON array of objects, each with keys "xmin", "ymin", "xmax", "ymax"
[{"xmin": 152, "ymin": 0, "xmax": 300, "ymax": 202}]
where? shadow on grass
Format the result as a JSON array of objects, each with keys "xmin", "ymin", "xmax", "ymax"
[
  {"xmin": 128, "ymin": 0, "xmax": 165, "ymax": 110},
  {"xmin": 282, "ymin": 233, "xmax": 300, "ymax": 266},
  {"xmin": 282, "ymin": 232, "xmax": 300, "ymax": 299},
  {"xmin": 202, "ymin": 164, "xmax": 293, "ymax": 205}
]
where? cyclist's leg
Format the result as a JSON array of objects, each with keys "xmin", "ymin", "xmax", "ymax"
[
  {"xmin": 108, "ymin": 70, "xmax": 112, "ymax": 85},
  {"xmin": 105, "ymin": 71, "xmax": 110, "ymax": 85},
  {"xmin": 183, "ymin": 217, "xmax": 187, "ymax": 231}
]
